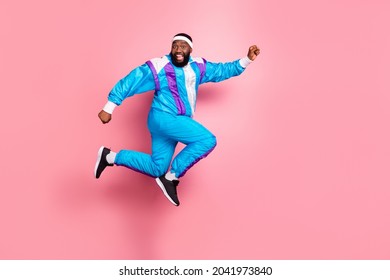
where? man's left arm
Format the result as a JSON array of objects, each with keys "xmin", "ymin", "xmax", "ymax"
[{"xmin": 202, "ymin": 45, "xmax": 260, "ymax": 83}]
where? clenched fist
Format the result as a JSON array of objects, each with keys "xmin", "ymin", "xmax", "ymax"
[
  {"xmin": 247, "ymin": 45, "xmax": 260, "ymax": 61},
  {"xmin": 98, "ymin": 110, "xmax": 112, "ymax": 124}
]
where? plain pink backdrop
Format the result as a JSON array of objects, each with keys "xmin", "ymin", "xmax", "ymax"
[{"xmin": 1, "ymin": 0, "xmax": 389, "ymax": 259}]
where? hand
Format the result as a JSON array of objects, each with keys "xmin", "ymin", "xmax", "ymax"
[
  {"xmin": 98, "ymin": 110, "xmax": 112, "ymax": 124},
  {"xmin": 247, "ymin": 45, "xmax": 260, "ymax": 61}
]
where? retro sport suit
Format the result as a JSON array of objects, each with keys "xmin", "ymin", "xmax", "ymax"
[{"xmin": 106, "ymin": 54, "xmax": 248, "ymax": 178}]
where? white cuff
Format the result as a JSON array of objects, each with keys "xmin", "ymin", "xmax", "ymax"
[
  {"xmin": 239, "ymin": 56, "xmax": 253, "ymax": 68},
  {"xmin": 102, "ymin": 101, "xmax": 117, "ymax": 114}
]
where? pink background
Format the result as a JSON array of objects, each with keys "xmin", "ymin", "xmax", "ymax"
[{"xmin": 1, "ymin": 0, "xmax": 389, "ymax": 259}]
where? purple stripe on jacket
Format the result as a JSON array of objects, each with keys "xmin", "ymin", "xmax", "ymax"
[
  {"xmin": 163, "ymin": 63, "xmax": 186, "ymax": 115},
  {"xmin": 146, "ymin": 60, "xmax": 160, "ymax": 91},
  {"xmin": 195, "ymin": 58, "xmax": 207, "ymax": 84}
]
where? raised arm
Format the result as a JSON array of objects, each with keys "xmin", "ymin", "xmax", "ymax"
[{"xmin": 201, "ymin": 45, "xmax": 260, "ymax": 84}]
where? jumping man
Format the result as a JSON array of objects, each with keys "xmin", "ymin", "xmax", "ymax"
[{"xmin": 95, "ymin": 33, "xmax": 260, "ymax": 206}]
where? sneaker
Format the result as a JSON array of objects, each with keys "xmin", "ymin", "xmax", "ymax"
[
  {"xmin": 155, "ymin": 176, "xmax": 180, "ymax": 206},
  {"xmin": 94, "ymin": 146, "xmax": 113, "ymax": 178}
]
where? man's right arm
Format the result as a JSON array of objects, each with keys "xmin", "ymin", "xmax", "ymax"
[
  {"xmin": 99, "ymin": 64, "xmax": 155, "ymax": 124},
  {"xmin": 98, "ymin": 110, "xmax": 112, "ymax": 124}
]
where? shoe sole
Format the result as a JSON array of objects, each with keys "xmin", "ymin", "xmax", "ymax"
[
  {"xmin": 94, "ymin": 146, "xmax": 105, "ymax": 178},
  {"xmin": 155, "ymin": 178, "xmax": 178, "ymax": 206}
]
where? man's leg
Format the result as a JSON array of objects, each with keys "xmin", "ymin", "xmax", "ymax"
[
  {"xmin": 94, "ymin": 133, "xmax": 180, "ymax": 205},
  {"xmin": 154, "ymin": 115, "xmax": 216, "ymax": 206},
  {"xmin": 113, "ymin": 135, "xmax": 177, "ymax": 178},
  {"xmin": 168, "ymin": 116, "xmax": 217, "ymax": 179},
  {"xmin": 149, "ymin": 113, "xmax": 217, "ymax": 180},
  {"xmin": 95, "ymin": 107, "xmax": 178, "ymax": 179}
]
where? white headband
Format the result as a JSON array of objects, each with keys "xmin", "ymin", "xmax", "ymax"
[{"xmin": 172, "ymin": 35, "xmax": 193, "ymax": 48}]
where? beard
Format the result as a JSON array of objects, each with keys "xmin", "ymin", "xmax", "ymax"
[{"xmin": 170, "ymin": 52, "xmax": 190, "ymax": 67}]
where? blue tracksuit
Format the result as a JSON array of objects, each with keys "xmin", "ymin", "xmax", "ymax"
[{"xmin": 108, "ymin": 54, "xmax": 246, "ymax": 178}]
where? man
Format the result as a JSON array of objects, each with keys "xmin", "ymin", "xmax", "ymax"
[{"xmin": 95, "ymin": 33, "xmax": 260, "ymax": 206}]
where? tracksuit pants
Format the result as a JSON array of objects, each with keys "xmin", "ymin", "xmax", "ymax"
[{"xmin": 114, "ymin": 108, "xmax": 217, "ymax": 178}]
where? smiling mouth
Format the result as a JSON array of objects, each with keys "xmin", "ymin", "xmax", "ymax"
[{"xmin": 175, "ymin": 53, "xmax": 184, "ymax": 61}]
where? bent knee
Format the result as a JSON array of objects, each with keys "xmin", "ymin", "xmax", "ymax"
[{"xmin": 202, "ymin": 135, "xmax": 217, "ymax": 151}]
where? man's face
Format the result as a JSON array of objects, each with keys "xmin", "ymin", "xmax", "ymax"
[{"xmin": 170, "ymin": 40, "xmax": 192, "ymax": 67}]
